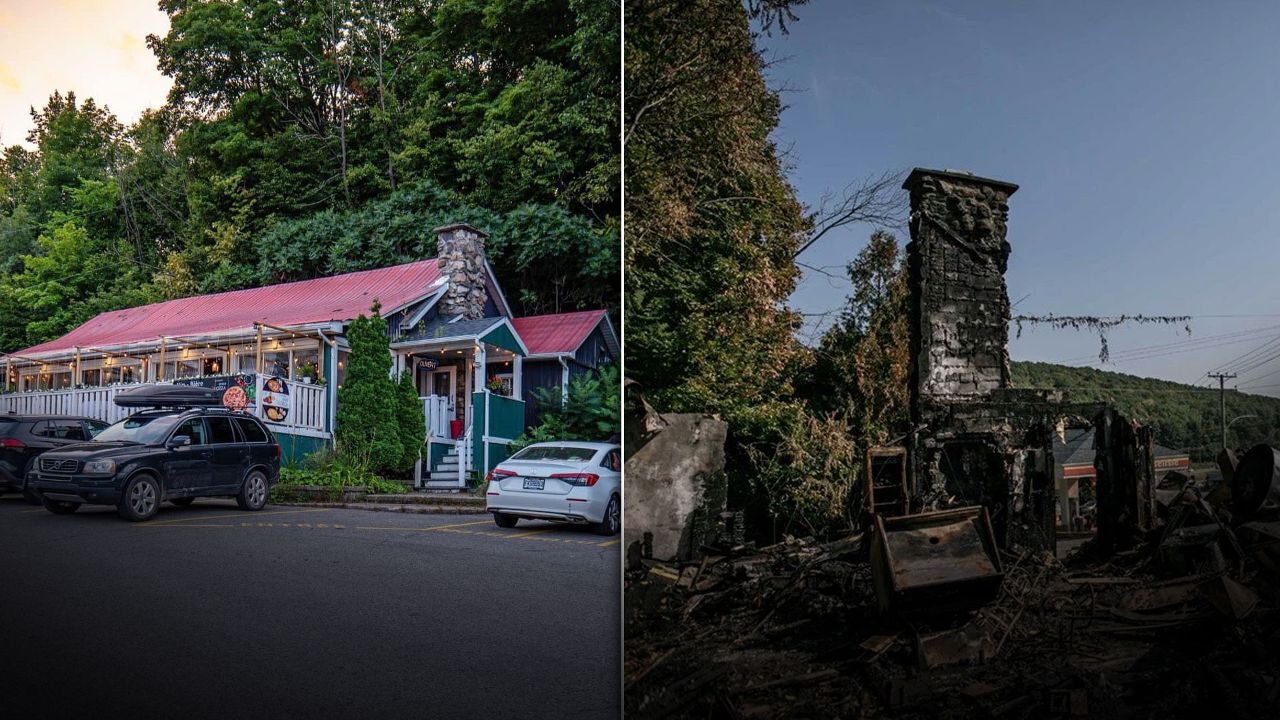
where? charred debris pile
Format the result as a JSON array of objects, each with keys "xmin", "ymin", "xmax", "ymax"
[
  {"xmin": 625, "ymin": 457, "xmax": 1280, "ymax": 719},
  {"xmin": 625, "ymin": 170, "xmax": 1280, "ymax": 718}
]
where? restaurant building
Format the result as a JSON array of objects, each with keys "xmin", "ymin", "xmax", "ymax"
[{"xmin": 0, "ymin": 223, "xmax": 616, "ymax": 488}]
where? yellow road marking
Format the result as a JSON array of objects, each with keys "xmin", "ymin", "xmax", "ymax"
[
  {"xmin": 504, "ymin": 526, "xmax": 556, "ymax": 540},
  {"xmin": 136, "ymin": 523, "xmax": 236, "ymax": 529},
  {"xmin": 142, "ymin": 508, "xmax": 328, "ymax": 526},
  {"xmin": 599, "ymin": 539, "xmax": 620, "ymax": 547},
  {"xmin": 355, "ymin": 519, "xmax": 492, "ymax": 532},
  {"xmin": 22, "ymin": 508, "xmax": 46, "ymax": 513}
]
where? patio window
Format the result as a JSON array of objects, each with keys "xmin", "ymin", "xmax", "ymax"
[
  {"xmin": 81, "ymin": 368, "xmax": 102, "ymax": 387},
  {"xmin": 336, "ymin": 351, "xmax": 349, "ymax": 389},
  {"xmin": 292, "ymin": 348, "xmax": 320, "ymax": 383},
  {"xmin": 262, "ymin": 351, "xmax": 291, "ymax": 379},
  {"xmin": 27, "ymin": 371, "xmax": 72, "ymax": 390},
  {"xmin": 105, "ymin": 365, "xmax": 140, "ymax": 384},
  {"xmin": 161, "ymin": 360, "xmax": 202, "ymax": 379}
]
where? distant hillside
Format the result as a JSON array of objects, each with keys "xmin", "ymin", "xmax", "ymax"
[{"xmin": 1010, "ymin": 361, "xmax": 1280, "ymax": 461}]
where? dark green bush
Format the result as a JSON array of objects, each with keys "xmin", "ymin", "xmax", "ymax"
[{"xmin": 335, "ymin": 305, "xmax": 403, "ymax": 474}]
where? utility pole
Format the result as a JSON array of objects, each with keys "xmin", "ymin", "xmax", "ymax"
[{"xmin": 1208, "ymin": 372, "xmax": 1237, "ymax": 449}]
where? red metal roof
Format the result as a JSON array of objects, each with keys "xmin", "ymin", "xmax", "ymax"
[
  {"xmin": 17, "ymin": 260, "xmax": 442, "ymax": 357},
  {"xmin": 513, "ymin": 310, "xmax": 608, "ymax": 356}
]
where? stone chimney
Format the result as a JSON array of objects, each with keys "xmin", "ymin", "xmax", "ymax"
[
  {"xmin": 433, "ymin": 223, "xmax": 489, "ymax": 320},
  {"xmin": 903, "ymin": 168, "xmax": 1019, "ymax": 418}
]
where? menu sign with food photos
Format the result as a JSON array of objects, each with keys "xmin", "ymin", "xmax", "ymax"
[
  {"xmin": 257, "ymin": 374, "xmax": 291, "ymax": 423},
  {"xmin": 174, "ymin": 373, "xmax": 256, "ymax": 412}
]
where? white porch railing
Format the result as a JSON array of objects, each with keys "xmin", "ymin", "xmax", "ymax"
[
  {"xmin": 458, "ymin": 424, "xmax": 473, "ymax": 486},
  {"xmin": 0, "ymin": 379, "xmax": 329, "ymax": 435},
  {"xmin": 285, "ymin": 381, "xmax": 327, "ymax": 432},
  {"xmin": 420, "ymin": 394, "xmax": 454, "ymax": 439}
]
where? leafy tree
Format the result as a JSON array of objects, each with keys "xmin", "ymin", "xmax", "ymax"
[
  {"xmin": 800, "ymin": 230, "xmax": 909, "ymax": 441},
  {"xmin": 515, "ymin": 364, "xmax": 620, "ymax": 447},
  {"xmin": 625, "ymin": 0, "xmax": 809, "ymax": 425},
  {"xmin": 395, "ymin": 370, "xmax": 427, "ymax": 472},
  {"xmin": 335, "ymin": 306, "xmax": 403, "ymax": 474},
  {"xmin": 0, "ymin": 1, "xmax": 620, "ymax": 361}
]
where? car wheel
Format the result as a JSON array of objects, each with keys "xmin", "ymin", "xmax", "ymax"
[
  {"xmin": 237, "ymin": 470, "xmax": 268, "ymax": 511},
  {"xmin": 594, "ymin": 495, "xmax": 620, "ymax": 536},
  {"xmin": 42, "ymin": 497, "xmax": 80, "ymax": 515},
  {"xmin": 493, "ymin": 512, "xmax": 519, "ymax": 528},
  {"xmin": 118, "ymin": 474, "xmax": 161, "ymax": 522},
  {"xmin": 170, "ymin": 497, "xmax": 195, "ymax": 507}
]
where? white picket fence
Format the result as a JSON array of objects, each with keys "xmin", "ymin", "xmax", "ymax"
[
  {"xmin": 421, "ymin": 394, "xmax": 453, "ymax": 439},
  {"xmin": 0, "ymin": 380, "xmax": 329, "ymax": 434}
]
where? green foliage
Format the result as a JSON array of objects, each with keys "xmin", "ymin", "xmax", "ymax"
[
  {"xmin": 395, "ymin": 371, "xmax": 427, "ymax": 472},
  {"xmin": 0, "ymin": 1, "xmax": 618, "ymax": 353},
  {"xmin": 799, "ymin": 230, "xmax": 910, "ymax": 442},
  {"xmin": 514, "ymin": 365, "xmax": 620, "ymax": 449},
  {"xmin": 252, "ymin": 182, "xmax": 616, "ymax": 315},
  {"xmin": 625, "ymin": 0, "xmax": 809, "ymax": 425},
  {"xmin": 1012, "ymin": 361, "xmax": 1280, "ymax": 461},
  {"xmin": 745, "ymin": 409, "xmax": 862, "ymax": 537},
  {"xmin": 335, "ymin": 308, "xmax": 404, "ymax": 475},
  {"xmin": 270, "ymin": 451, "xmax": 405, "ymax": 502}
]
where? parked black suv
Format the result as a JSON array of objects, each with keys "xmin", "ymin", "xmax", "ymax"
[
  {"xmin": 29, "ymin": 391, "xmax": 281, "ymax": 521},
  {"xmin": 0, "ymin": 414, "xmax": 110, "ymax": 503}
]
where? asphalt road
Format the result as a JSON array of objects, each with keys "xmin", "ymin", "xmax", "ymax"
[{"xmin": 0, "ymin": 496, "xmax": 621, "ymax": 719}]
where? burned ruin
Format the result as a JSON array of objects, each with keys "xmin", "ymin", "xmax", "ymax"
[{"xmin": 626, "ymin": 167, "xmax": 1280, "ymax": 720}]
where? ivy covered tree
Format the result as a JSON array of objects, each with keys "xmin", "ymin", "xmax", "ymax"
[
  {"xmin": 625, "ymin": 0, "xmax": 809, "ymax": 425},
  {"xmin": 336, "ymin": 305, "xmax": 403, "ymax": 475}
]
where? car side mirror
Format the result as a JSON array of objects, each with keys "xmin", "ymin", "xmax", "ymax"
[{"xmin": 166, "ymin": 435, "xmax": 191, "ymax": 450}]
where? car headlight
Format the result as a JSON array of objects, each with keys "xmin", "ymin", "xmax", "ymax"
[{"xmin": 83, "ymin": 459, "xmax": 116, "ymax": 475}]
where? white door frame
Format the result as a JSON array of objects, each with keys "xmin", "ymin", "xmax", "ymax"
[{"xmin": 420, "ymin": 365, "xmax": 458, "ymax": 415}]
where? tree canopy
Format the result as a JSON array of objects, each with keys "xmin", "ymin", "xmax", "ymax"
[
  {"xmin": 624, "ymin": 0, "xmax": 809, "ymax": 425},
  {"xmin": 0, "ymin": 0, "xmax": 619, "ymax": 353}
]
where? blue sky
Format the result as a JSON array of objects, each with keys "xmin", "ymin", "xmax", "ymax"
[{"xmin": 762, "ymin": 0, "xmax": 1280, "ymax": 395}]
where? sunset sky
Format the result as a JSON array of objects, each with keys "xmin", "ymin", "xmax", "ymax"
[{"xmin": 0, "ymin": 0, "xmax": 171, "ymax": 147}]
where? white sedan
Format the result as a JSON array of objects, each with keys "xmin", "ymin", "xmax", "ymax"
[{"xmin": 485, "ymin": 441, "xmax": 621, "ymax": 535}]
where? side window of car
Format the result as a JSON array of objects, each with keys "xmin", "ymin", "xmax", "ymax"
[
  {"xmin": 30, "ymin": 421, "xmax": 53, "ymax": 438},
  {"xmin": 55, "ymin": 420, "xmax": 87, "ymax": 441},
  {"xmin": 85, "ymin": 420, "xmax": 110, "ymax": 438},
  {"xmin": 234, "ymin": 418, "xmax": 268, "ymax": 443},
  {"xmin": 174, "ymin": 418, "xmax": 208, "ymax": 445},
  {"xmin": 600, "ymin": 449, "xmax": 621, "ymax": 472},
  {"xmin": 207, "ymin": 416, "xmax": 239, "ymax": 444}
]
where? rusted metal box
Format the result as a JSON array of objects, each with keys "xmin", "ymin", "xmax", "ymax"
[{"xmin": 871, "ymin": 506, "xmax": 1004, "ymax": 615}]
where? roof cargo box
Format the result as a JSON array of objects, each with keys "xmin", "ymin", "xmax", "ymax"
[{"xmin": 113, "ymin": 384, "xmax": 226, "ymax": 408}]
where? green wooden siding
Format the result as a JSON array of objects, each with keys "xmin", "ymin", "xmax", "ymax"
[
  {"xmin": 276, "ymin": 431, "xmax": 329, "ymax": 467},
  {"xmin": 469, "ymin": 390, "xmax": 525, "ymax": 473},
  {"xmin": 480, "ymin": 322, "xmax": 525, "ymax": 356}
]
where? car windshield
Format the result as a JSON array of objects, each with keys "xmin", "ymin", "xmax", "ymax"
[
  {"xmin": 510, "ymin": 445, "xmax": 598, "ymax": 463},
  {"xmin": 93, "ymin": 415, "xmax": 180, "ymax": 445}
]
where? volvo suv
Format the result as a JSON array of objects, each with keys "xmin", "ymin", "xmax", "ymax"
[
  {"xmin": 0, "ymin": 414, "xmax": 110, "ymax": 503},
  {"xmin": 29, "ymin": 393, "xmax": 281, "ymax": 522}
]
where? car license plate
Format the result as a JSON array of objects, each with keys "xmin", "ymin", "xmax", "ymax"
[{"xmin": 523, "ymin": 478, "xmax": 545, "ymax": 491}]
